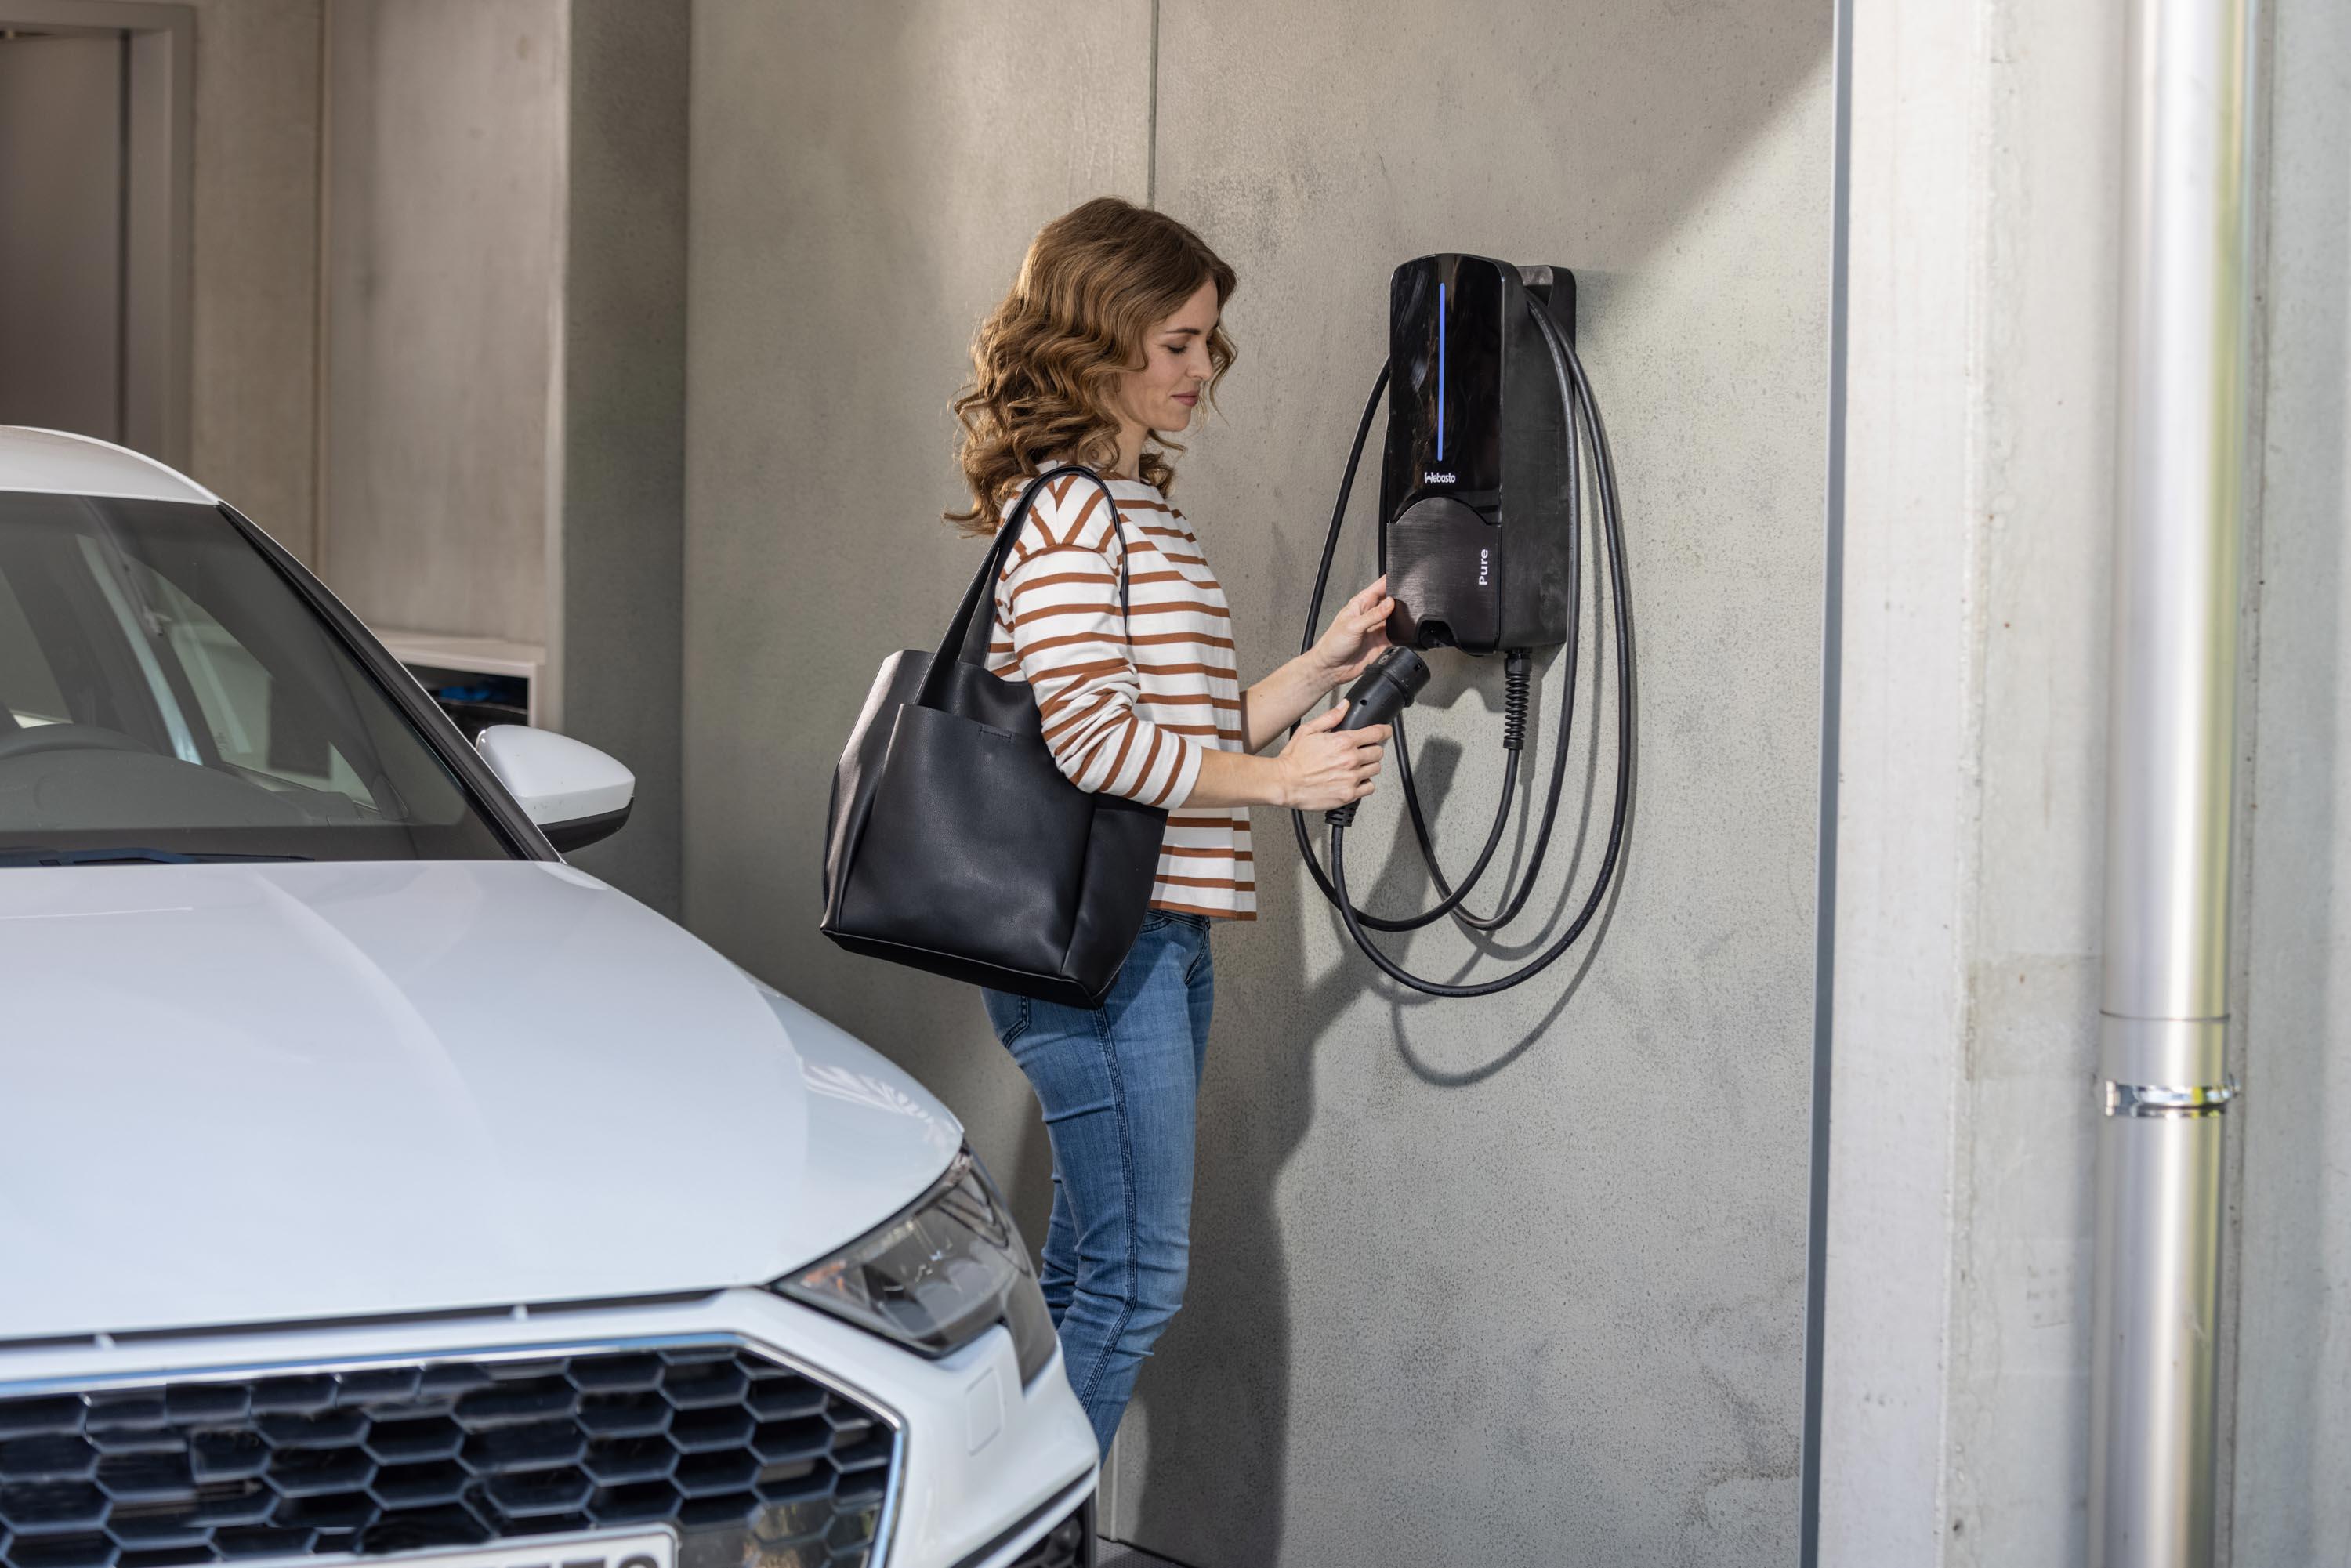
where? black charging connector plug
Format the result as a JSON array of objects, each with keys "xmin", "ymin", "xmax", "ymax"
[
  {"xmin": 1324, "ymin": 647, "xmax": 1429, "ymax": 828},
  {"xmin": 1339, "ymin": 646, "xmax": 1429, "ymax": 733}
]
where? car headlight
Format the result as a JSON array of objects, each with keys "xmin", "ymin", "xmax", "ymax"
[{"xmin": 773, "ymin": 1146, "xmax": 1059, "ymax": 1386}]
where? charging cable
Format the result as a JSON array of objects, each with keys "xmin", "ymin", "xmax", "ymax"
[{"xmin": 1291, "ymin": 299, "xmax": 1632, "ymax": 998}]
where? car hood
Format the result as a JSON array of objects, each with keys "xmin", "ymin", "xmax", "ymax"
[{"xmin": 0, "ymin": 860, "xmax": 962, "ymax": 1340}]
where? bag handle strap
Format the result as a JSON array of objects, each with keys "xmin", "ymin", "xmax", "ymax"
[{"xmin": 918, "ymin": 464, "xmax": 1130, "ymax": 708}]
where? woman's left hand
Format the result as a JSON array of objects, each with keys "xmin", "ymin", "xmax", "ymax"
[{"xmin": 1314, "ymin": 576, "xmax": 1396, "ymax": 686}]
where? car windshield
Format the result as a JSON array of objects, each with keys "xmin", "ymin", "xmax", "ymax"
[{"xmin": 0, "ymin": 491, "xmax": 512, "ymax": 864}]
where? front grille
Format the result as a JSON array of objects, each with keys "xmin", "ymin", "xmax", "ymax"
[{"xmin": 0, "ymin": 1344, "xmax": 894, "ymax": 1568}]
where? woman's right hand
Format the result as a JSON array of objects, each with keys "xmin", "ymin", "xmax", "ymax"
[{"xmin": 1277, "ymin": 705, "xmax": 1388, "ymax": 811}]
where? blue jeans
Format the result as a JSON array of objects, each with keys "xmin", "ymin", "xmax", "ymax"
[{"xmin": 981, "ymin": 910, "xmax": 1215, "ymax": 1454}]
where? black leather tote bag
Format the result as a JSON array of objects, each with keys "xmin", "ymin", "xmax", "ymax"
[{"xmin": 820, "ymin": 465, "xmax": 1167, "ymax": 1008}]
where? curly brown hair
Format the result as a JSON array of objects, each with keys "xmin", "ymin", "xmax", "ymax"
[{"xmin": 947, "ymin": 197, "xmax": 1237, "ymax": 534}]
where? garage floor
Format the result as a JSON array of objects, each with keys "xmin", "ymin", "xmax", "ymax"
[{"xmin": 1097, "ymin": 1542, "xmax": 1182, "ymax": 1567}]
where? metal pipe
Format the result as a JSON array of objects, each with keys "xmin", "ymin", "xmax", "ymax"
[{"xmin": 2091, "ymin": 0, "xmax": 2258, "ymax": 1560}]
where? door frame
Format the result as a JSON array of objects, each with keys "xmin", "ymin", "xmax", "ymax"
[{"xmin": 0, "ymin": 0, "xmax": 192, "ymax": 467}]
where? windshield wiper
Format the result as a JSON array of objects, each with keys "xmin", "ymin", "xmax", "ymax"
[{"xmin": 0, "ymin": 846, "xmax": 316, "ymax": 867}]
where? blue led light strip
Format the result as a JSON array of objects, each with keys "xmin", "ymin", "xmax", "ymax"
[{"xmin": 1436, "ymin": 281, "xmax": 1447, "ymax": 462}]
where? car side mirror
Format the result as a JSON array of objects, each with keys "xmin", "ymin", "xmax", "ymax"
[{"xmin": 476, "ymin": 725, "xmax": 635, "ymax": 851}]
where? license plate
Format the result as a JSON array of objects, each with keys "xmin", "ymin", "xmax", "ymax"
[{"xmin": 255, "ymin": 1530, "xmax": 679, "ymax": 1568}]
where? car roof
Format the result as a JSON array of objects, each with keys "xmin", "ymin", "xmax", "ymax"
[{"xmin": 0, "ymin": 426, "xmax": 219, "ymax": 505}]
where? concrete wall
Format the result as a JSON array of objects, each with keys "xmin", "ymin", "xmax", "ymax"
[
  {"xmin": 680, "ymin": 0, "xmax": 1154, "ymax": 1383},
  {"xmin": 2230, "ymin": 0, "xmax": 2351, "ymax": 1555},
  {"xmin": 311, "ymin": 0, "xmax": 684, "ymax": 912},
  {"xmin": 683, "ymin": 3, "xmax": 1832, "ymax": 1564},
  {"xmin": 183, "ymin": 0, "xmax": 323, "ymax": 563},
  {"xmin": 548, "ymin": 0, "xmax": 688, "ymax": 913},
  {"xmin": 1819, "ymin": 1, "xmax": 2127, "ymax": 1558},
  {"xmin": 0, "ymin": 33, "xmax": 124, "ymax": 440},
  {"xmin": 1820, "ymin": 1, "xmax": 2351, "ymax": 1562},
  {"xmin": 2, "ymin": 0, "xmax": 321, "ymax": 562},
  {"xmin": 321, "ymin": 0, "xmax": 567, "ymax": 642},
  {"xmin": 1130, "ymin": 7, "xmax": 1830, "ymax": 1564}
]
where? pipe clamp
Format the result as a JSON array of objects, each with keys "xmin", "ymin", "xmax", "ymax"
[{"xmin": 2100, "ymin": 1077, "xmax": 2241, "ymax": 1118}]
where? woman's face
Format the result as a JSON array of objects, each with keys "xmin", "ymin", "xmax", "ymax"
[{"xmin": 1117, "ymin": 278, "xmax": 1220, "ymax": 439}]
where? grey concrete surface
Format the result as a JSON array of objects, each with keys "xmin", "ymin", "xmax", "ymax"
[
  {"xmin": 1930, "ymin": 4, "xmax": 2125, "ymax": 1557},
  {"xmin": 0, "ymin": 34, "xmax": 124, "ymax": 440},
  {"xmin": 1821, "ymin": 0, "xmax": 2351, "ymax": 1559},
  {"xmin": 181, "ymin": 0, "xmax": 323, "ymax": 563},
  {"xmin": 4, "ymin": 0, "xmax": 324, "ymax": 556},
  {"xmin": 1096, "ymin": 1541, "xmax": 1183, "ymax": 1568},
  {"xmin": 2231, "ymin": 0, "xmax": 2351, "ymax": 1555},
  {"xmin": 321, "ymin": 0, "xmax": 565, "ymax": 641},
  {"xmin": 679, "ymin": 0, "xmax": 1154, "ymax": 1277},
  {"xmin": 311, "ymin": 0, "xmax": 683, "ymax": 911},
  {"xmin": 1819, "ymin": 3, "xmax": 2135, "ymax": 1558},
  {"xmin": 1810, "ymin": 6, "xmax": 1987, "ymax": 1547},
  {"xmin": 552, "ymin": 0, "xmax": 687, "ymax": 914},
  {"xmin": 1120, "ymin": 6, "xmax": 1830, "ymax": 1565},
  {"xmin": 682, "ymin": 3, "xmax": 1831, "ymax": 1565}
]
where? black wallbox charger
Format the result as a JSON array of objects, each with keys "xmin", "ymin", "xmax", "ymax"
[{"xmin": 1378, "ymin": 255, "xmax": 1578, "ymax": 657}]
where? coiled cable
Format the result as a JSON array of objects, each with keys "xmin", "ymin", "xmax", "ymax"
[{"xmin": 1291, "ymin": 295, "xmax": 1633, "ymax": 996}]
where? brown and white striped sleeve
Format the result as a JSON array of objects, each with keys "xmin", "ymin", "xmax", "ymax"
[{"xmin": 993, "ymin": 476, "xmax": 1203, "ymax": 809}]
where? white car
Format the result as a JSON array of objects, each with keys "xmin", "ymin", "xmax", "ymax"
[{"xmin": 0, "ymin": 428, "xmax": 1097, "ymax": 1568}]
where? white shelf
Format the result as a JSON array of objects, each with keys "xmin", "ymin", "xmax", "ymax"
[{"xmin": 373, "ymin": 628, "xmax": 545, "ymax": 728}]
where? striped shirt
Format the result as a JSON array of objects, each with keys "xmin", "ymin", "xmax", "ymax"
[{"xmin": 987, "ymin": 473, "xmax": 1255, "ymax": 921}]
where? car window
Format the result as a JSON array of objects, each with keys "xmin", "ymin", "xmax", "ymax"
[
  {"xmin": 132, "ymin": 562, "xmax": 381, "ymax": 809},
  {"xmin": 0, "ymin": 492, "xmax": 514, "ymax": 864},
  {"xmin": 0, "ymin": 569, "xmax": 69, "ymax": 726}
]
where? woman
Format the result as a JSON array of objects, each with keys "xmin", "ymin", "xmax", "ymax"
[{"xmin": 949, "ymin": 196, "xmax": 1393, "ymax": 1453}]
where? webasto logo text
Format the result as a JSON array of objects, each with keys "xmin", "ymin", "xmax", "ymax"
[{"xmin": 1423, "ymin": 469, "xmax": 1457, "ymax": 484}]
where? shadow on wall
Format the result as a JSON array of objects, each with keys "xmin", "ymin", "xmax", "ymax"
[
  {"xmin": 1086, "ymin": 4, "xmax": 1834, "ymax": 1559},
  {"xmin": 679, "ymin": 0, "xmax": 1157, "ymax": 1254},
  {"xmin": 681, "ymin": 0, "xmax": 1832, "ymax": 1562},
  {"xmin": 1119, "ymin": 410, "xmax": 1638, "ymax": 1559}
]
